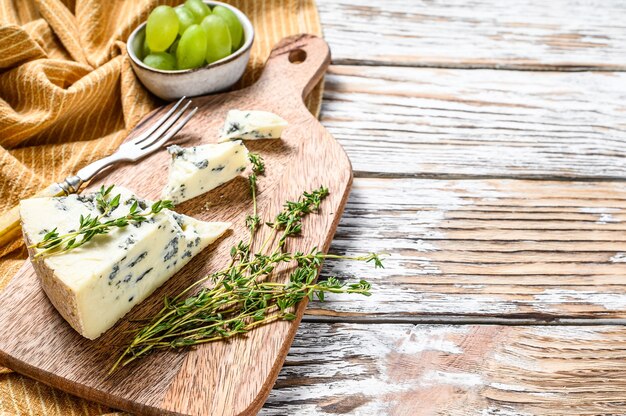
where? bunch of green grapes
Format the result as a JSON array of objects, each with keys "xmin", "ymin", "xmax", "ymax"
[{"xmin": 141, "ymin": 0, "xmax": 244, "ymax": 71}]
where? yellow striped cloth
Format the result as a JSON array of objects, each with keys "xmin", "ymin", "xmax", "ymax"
[{"xmin": 0, "ymin": 0, "xmax": 322, "ymax": 414}]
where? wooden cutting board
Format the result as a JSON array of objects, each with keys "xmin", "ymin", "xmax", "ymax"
[{"xmin": 0, "ymin": 34, "xmax": 352, "ymax": 416}]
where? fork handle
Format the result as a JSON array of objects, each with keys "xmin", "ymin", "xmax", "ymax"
[
  {"xmin": 0, "ymin": 180, "xmax": 81, "ymax": 249},
  {"xmin": 0, "ymin": 155, "xmax": 120, "ymax": 249}
]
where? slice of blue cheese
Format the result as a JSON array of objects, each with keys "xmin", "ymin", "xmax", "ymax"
[
  {"xmin": 19, "ymin": 186, "xmax": 230, "ymax": 340},
  {"xmin": 218, "ymin": 110, "xmax": 288, "ymax": 142},
  {"xmin": 162, "ymin": 140, "xmax": 249, "ymax": 204}
]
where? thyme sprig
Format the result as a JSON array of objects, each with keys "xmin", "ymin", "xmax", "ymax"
[
  {"xmin": 110, "ymin": 181, "xmax": 383, "ymax": 373},
  {"xmin": 248, "ymin": 152, "xmax": 265, "ymax": 175},
  {"xmin": 245, "ymin": 153, "xmax": 264, "ymax": 234},
  {"xmin": 30, "ymin": 185, "xmax": 174, "ymax": 259}
]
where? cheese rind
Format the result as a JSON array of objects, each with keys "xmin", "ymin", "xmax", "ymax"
[
  {"xmin": 218, "ymin": 110, "xmax": 288, "ymax": 142},
  {"xmin": 20, "ymin": 187, "xmax": 230, "ymax": 339},
  {"xmin": 162, "ymin": 140, "xmax": 249, "ymax": 204}
]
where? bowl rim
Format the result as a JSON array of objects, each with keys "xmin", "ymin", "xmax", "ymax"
[{"xmin": 127, "ymin": 0, "xmax": 255, "ymax": 74}]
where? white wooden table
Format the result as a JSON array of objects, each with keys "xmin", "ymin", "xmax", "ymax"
[{"xmin": 262, "ymin": 1, "xmax": 626, "ymax": 414}]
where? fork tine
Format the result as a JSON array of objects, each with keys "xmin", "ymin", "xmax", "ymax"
[
  {"xmin": 129, "ymin": 96, "xmax": 187, "ymax": 146},
  {"xmin": 140, "ymin": 107, "xmax": 198, "ymax": 153},
  {"xmin": 135, "ymin": 100, "xmax": 192, "ymax": 150}
]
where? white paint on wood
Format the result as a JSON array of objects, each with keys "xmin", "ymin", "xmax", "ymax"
[
  {"xmin": 308, "ymin": 177, "xmax": 626, "ymax": 318},
  {"xmin": 397, "ymin": 326, "xmax": 468, "ymax": 355},
  {"xmin": 610, "ymin": 253, "xmax": 626, "ymax": 263},
  {"xmin": 321, "ymin": 66, "xmax": 626, "ymax": 178},
  {"xmin": 486, "ymin": 382, "xmax": 556, "ymax": 399},
  {"xmin": 489, "ymin": 382, "xmax": 530, "ymax": 392},
  {"xmin": 533, "ymin": 289, "xmax": 626, "ymax": 312},
  {"xmin": 421, "ymin": 370, "xmax": 483, "ymax": 388},
  {"xmin": 579, "ymin": 207, "xmax": 621, "ymax": 224},
  {"xmin": 318, "ymin": 0, "xmax": 626, "ymax": 69},
  {"xmin": 264, "ymin": 324, "xmax": 626, "ymax": 415},
  {"xmin": 528, "ymin": 326, "xmax": 615, "ymax": 340},
  {"xmin": 263, "ymin": 323, "xmax": 480, "ymax": 415}
]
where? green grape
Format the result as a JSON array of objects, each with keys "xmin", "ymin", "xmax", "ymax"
[
  {"xmin": 146, "ymin": 5, "xmax": 179, "ymax": 52},
  {"xmin": 168, "ymin": 37, "xmax": 180, "ymax": 55},
  {"xmin": 184, "ymin": 0, "xmax": 210, "ymax": 23},
  {"xmin": 142, "ymin": 39, "xmax": 151, "ymax": 59},
  {"xmin": 201, "ymin": 14, "xmax": 231, "ymax": 64},
  {"xmin": 176, "ymin": 24, "xmax": 207, "ymax": 69},
  {"xmin": 174, "ymin": 6, "xmax": 195, "ymax": 35},
  {"xmin": 143, "ymin": 52, "xmax": 176, "ymax": 70},
  {"xmin": 212, "ymin": 5, "xmax": 243, "ymax": 50}
]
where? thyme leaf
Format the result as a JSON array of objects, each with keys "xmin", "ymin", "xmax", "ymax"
[
  {"xmin": 111, "ymin": 175, "xmax": 383, "ymax": 373},
  {"xmin": 30, "ymin": 185, "xmax": 173, "ymax": 260}
]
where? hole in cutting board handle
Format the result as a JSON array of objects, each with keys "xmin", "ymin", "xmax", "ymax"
[
  {"xmin": 288, "ymin": 49, "xmax": 307, "ymax": 64},
  {"xmin": 259, "ymin": 35, "xmax": 330, "ymax": 97}
]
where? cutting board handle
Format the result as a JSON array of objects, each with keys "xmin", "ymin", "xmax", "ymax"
[{"xmin": 256, "ymin": 34, "xmax": 331, "ymax": 101}]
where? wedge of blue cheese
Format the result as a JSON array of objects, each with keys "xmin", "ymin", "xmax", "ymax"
[
  {"xmin": 162, "ymin": 140, "xmax": 249, "ymax": 204},
  {"xmin": 218, "ymin": 110, "xmax": 288, "ymax": 142},
  {"xmin": 20, "ymin": 186, "xmax": 230, "ymax": 340}
]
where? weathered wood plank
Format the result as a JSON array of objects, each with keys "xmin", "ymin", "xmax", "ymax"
[
  {"xmin": 321, "ymin": 66, "xmax": 626, "ymax": 179},
  {"xmin": 318, "ymin": 0, "xmax": 626, "ymax": 70},
  {"xmin": 308, "ymin": 177, "xmax": 626, "ymax": 319},
  {"xmin": 262, "ymin": 323, "xmax": 626, "ymax": 415}
]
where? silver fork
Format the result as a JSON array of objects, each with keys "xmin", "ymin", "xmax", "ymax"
[
  {"xmin": 59, "ymin": 96, "xmax": 197, "ymax": 193},
  {"xmin": 0, "ymin": 96, "xmax": 198, "ymax": 245}
]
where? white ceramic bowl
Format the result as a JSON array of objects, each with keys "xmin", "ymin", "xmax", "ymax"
[{"xmin": 127, "ymin": 1, "xmax": 254, "ymax": 101}]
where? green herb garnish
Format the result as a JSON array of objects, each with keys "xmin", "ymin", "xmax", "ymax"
[
  {"xmin": 30, "ymin": 185, "xmax": 174, "ymax": 259},
  {"xmin": 245, "ymin": 153, "xmax": 264, "ymax": 234},
  {"xmin": 248, "ymin": 152, "xmax": 265, "ymax": 175},
  {"xmin": 110, "ymin": 178, "xmax": 383, "ymax": 373}
]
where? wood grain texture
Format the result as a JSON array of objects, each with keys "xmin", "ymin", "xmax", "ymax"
[
  {"xmin": 304, "ymin": 177, "xmax": 626, "ymax": 319},
  {"xmin": 320, "ymin": 65, "xmax": 626, "ymax": 179},
  {"xmin": 0, "ymin": 34, "xmax": 351, "ymax": 416},
  {"xmin": 318, "ymin": 0, "xmax": 626, "ymax": 70},
  {"xmin": 277, "ymin": 3, "xmax": 626, "ymax": 414},
  {"xmin": 262, "ymin": 323, "xmax": 626, "ymax": 415}
]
